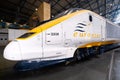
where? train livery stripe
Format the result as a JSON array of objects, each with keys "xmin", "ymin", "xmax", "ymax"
[
  {"xmin": 79, "ymin": 40, "xmax": 119, "ymax": 48},
  {"xmin": 78, "ymin": 23, "xmax": 86, "ymax": 26},
  {"xmin": 76, "ymin": 26, "xmax": 83, "ymax": 28},
  {"xmin": 75, "ymin": 29, "xmax": 85, "ymax": 32},
  {"xmin": 17, "ymin": 10, "xmax": 89, "ymax": 40}
]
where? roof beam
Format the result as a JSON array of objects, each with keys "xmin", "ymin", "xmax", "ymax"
[
  {"xmin": 65, "ymin": 0, "xmax": 74, "ymax": 8},
  {"xmin": 86, "ymin": 0, "xmax": 93, "ymax": 10},
  {"xmin": 16, "ymin": 0, "xmax": 27, "ymax": 20},
  {"xmin": 52, "ymin": 0, "xmax": 66, "ymax": 10},
  {"xmin": 76, "ymin": 0, "xmax": 82, "ymax": 8},
  {"xmin": 6, "ymin": 0, "xmax": 35, "ymax": 12},
  {"xmin": 51, "ymin": 0, "xmax": 60, "ymax": 8},
  {"xmin": 96, "ymin": 0, "xmax": 101, "ymax": 14},
  {"xmin": 0, "ymin": 7, "xmax": 29, "ymax": 19}
]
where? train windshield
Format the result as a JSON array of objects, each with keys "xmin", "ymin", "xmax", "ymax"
[
  {"xmin": 18, "ymin": 32, "xmax": 35, "ymax": 38},
  {"xmin": 53, "ymin": 8, "xmax": 82, "ymax": 19}
]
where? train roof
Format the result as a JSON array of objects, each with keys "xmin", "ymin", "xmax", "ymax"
[
  {"xmin": 53, "ymin": 8, "xmax": 83, "ymax": 19},
  {"xmin": 37, "ymin": 8, "xmax": 83, "ymax": 26}
]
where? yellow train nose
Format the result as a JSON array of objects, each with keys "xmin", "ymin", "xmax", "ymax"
[{"xmin": 3, "ymin": 41, "xmax": 22, "ymax": 61}]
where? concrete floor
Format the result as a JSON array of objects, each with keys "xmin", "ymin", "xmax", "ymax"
[
  {"xmin": 0, "ymin": 46, "xmax": 17, "ymax": 71},
  {"xmin": 109, "ymin": 49, "xmax": 120, "ymax": 80},
  {"xmin": 0, "ymin": 46, "xmax": 117, "ymax": 80}
]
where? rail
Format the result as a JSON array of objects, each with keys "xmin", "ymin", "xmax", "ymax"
[{"xmin": 107, "ymin": 48, "xmax": 120, "ymax": 80}]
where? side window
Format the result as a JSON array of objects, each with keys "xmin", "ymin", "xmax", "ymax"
[{"xmin": 89, "ymin": 15, "xmax": 93, "ymax": 22}]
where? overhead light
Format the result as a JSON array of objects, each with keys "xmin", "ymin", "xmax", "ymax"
[
  {"xmin": 109, "ymin": 4, "xmax": 113, "ymax": 6},
  {"xmin": 52, "ymin": 15, "xmax": 54, "ymax": 18},
  {"xmin": 100, "ymin": 13, "xmax": 102, "ymax": 15},
  {"xmin": 35, "ymin": 8, "xmax": 38, "ymax": 11}
]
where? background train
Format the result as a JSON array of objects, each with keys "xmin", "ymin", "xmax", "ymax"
[{"xmin": 3, "ymin": 8, "xmax": 120, "ymax": 71}]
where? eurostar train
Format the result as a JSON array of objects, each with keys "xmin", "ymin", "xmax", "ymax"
[{"xmin": 3, "ymin": 8, "xmax": 120, "ymax": 66}]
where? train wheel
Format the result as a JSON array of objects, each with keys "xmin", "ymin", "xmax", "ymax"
[
  {"xmin": 64, "ymin": 49, "xmax": 82, "ymax": 65},
  {"xmin": 84, "ymin": 48, "xmax": 89, "ymax": 57},
  {"xmin": 74, "ymin": 49, "xmax": 82, "ymax": 62},
  {"xmin": 100, "ymin": 46, "xmax": 105, "ymax": 54}
]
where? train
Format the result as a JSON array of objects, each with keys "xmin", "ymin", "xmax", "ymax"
[{"xmin": 3, "ymin": 8, "xmax": 120, "ymax": 71}]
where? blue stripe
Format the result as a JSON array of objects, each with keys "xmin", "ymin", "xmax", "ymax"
[
  {"xmin": 76, "ymin": 26, "xmax": 83, "ymax": 28},
  {"xmin": 78, "ymin": 23, "xmax": 86, "ymax": 26},
  {"xmin": 75, "ymin": 29, "xmax": 85, "ymax": 32},
  {"xmin": 14, "ymin": 58, "xmax": 72, "ymax": 71}
]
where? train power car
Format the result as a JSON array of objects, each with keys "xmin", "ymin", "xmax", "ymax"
[{"xmin": 3, "ymin": 8, "xmax": 120, "ymax": 70}]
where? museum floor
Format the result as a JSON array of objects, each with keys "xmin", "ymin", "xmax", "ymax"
[{"xmin": 0, "ymin": 46, "xmax": 119, "ymax": 80}]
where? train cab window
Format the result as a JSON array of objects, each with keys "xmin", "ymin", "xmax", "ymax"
[
  {"xmin": 19, "ymin": 32, "xmax": 35, "ymax": 38},
  {"xmin": 89, "ymin": 15, "xmax": 93, "ymax": 22}
]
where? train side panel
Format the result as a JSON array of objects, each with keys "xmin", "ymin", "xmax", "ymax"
[
  {"xmin": 61, "ymin": 12, "xmax": 104, "ymax": 58},
  {"xmin": 105, "ymin": 21, "xmax": 120, "ymax": 41},
  {"xmin": 42, "ymin": 12, "xmax": 92, "ymax": 60},
  {"xmin": 42, "ymin": 23, "xmax": 67, "ymax": 60}
]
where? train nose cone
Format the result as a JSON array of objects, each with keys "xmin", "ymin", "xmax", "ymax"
[{"xmin": 3, "ymin": 41, "xmax": 22, "ymax": 61}]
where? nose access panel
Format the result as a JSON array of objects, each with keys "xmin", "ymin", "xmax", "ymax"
[{"xmin": 3, "ymin": 41, "xmax": 22, "ymax": 61}]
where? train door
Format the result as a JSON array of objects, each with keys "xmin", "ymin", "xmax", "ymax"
[
  {"xmin": 45, "ymin": 24, "xmax": 63, "ymax": 45},
  {"xmin": 101, "ymin": 19, "xmax": 106, "ymax": 41},
  {"xmin": 43, "ymin": 24, "xmax": 64, "ymax": 59},
  {"xmin": 91, "ymin": 14, "xmax": 102, "ymax": 41}
]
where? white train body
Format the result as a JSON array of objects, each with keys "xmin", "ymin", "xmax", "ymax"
[{"xmin": 4, "ymin": 9, "xmax": 120, "ymax": 61}]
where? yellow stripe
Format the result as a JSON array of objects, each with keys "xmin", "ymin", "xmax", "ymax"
[
  {"xmin": 79, "ymin": 40, "xmax": 119, "ymax": 48},
  {"xmin": 17, "ymin": 10, "xmax": 89, "ymax": 40}
]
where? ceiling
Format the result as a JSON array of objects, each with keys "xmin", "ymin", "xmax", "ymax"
[{"xmin": 0, "ymin": 0, "xmax": 120, "ymax": 25}]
